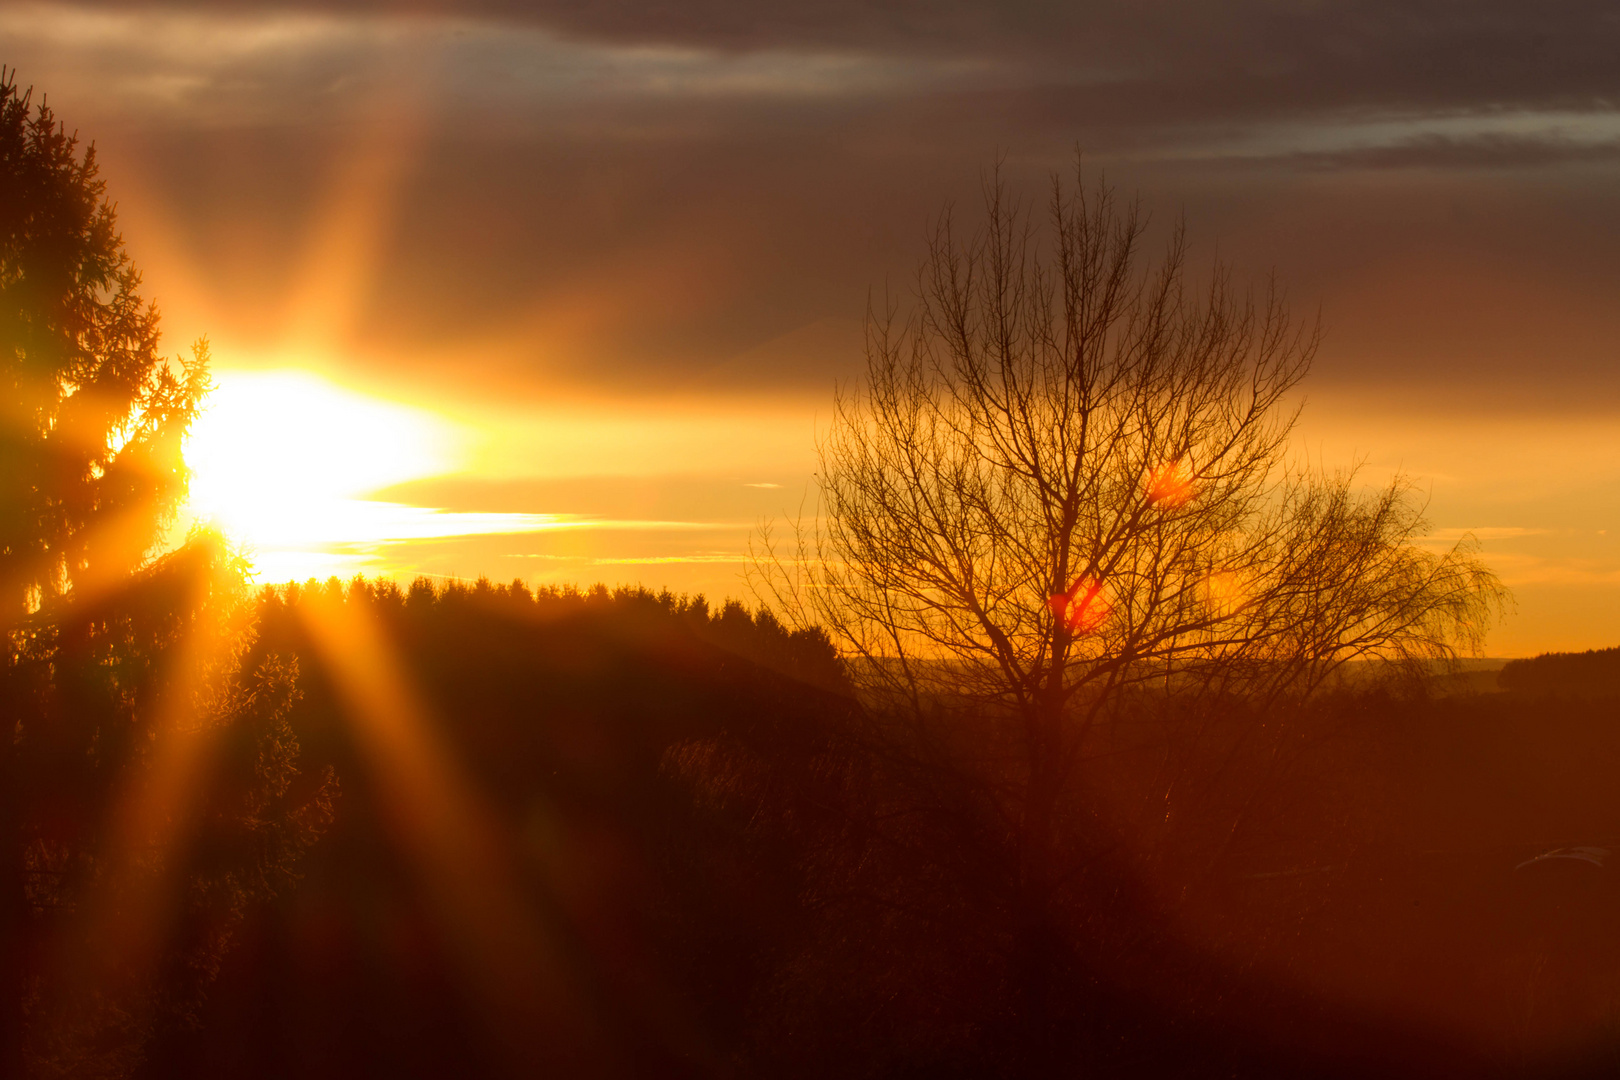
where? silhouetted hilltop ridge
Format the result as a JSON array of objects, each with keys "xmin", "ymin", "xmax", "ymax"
[{"xmin": 1499, "ymin": 646, "xmax": 1620, "ymax": 696}]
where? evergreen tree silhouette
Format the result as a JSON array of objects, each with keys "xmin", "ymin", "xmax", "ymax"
[{"xmin": 0, "ymin": 71, "xmax": 332, "ymax": 1077}]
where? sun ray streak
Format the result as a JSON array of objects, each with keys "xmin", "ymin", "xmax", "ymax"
[
  {"xmin": 41, "ymin": 567, "xmax": 223, "ymax": 1041},
  {"xmin": 298, "ymin": 589, "xmax": 596, "ymax": 1072},
  {"xmin": 280, "ymin": 60, "xmax": 432, "ymax": 355}
]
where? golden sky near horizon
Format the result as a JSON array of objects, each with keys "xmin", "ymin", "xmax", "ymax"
[
  {"xmin": 12, "ymin": 1, "xmax": 1620, "ymax": 656},
  {"xmin": 174, "ymin": 366, "xmax": 1620, "ymax": 658}
]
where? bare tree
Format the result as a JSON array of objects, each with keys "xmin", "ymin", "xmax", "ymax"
[
  {"xmin": 761, "ymin": 163, "xmax": 1501, "ymax": 720},
  {"xmin": 753, "ymin": 162, "xmax": 1505, "ymax": 1059}
]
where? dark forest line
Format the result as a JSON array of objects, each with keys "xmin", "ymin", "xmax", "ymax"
[
  {"xmin": 124, "ymin": 574, "xmax": 1620, "ymax": 1079},
  {"xmin": 1500, "ymin": 647, "xmax": 1620, "ymax": 697}
]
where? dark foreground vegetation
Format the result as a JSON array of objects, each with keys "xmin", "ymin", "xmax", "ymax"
[
  {"xmin": 81, "ymin": 576, "xmax": 1618, "ymax": 1080},
  {"xmin": 8, "ymin": 66, "xmax": 1617, "ymax": 1078}
]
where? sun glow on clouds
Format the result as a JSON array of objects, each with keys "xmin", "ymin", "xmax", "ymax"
[{"xmin": 184, "ymin": 370, "xmax": 574, "ymax": 581}]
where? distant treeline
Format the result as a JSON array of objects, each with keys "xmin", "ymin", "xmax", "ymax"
[
  {"xmin": 1499, "ymin": 646, "xmax": 1620, "ymax": 696},
  {"xmin": 116, "ymin": 575, "xmax": 1620, "ymax": 1080}
]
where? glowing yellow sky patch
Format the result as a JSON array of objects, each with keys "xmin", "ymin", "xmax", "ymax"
[
  {"xmin": 1202, "ymin": 571, "xmax": 1246, "ymax": 619},
  {"xmin": 187, "ymin": 369, "xmax": 455, "ymax": 510},
  {"xmin": 183, "ymin": 370, "xmax": 578, "ymax": 581}
]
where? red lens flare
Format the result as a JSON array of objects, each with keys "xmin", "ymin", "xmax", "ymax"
[
  {"xmin": 1145, "ymin": 460, "xmax": 1194, "ymax": 507},
  {"xmin": 1049, "ymin": 577, "xmax": 1112, "ymax": 634}
]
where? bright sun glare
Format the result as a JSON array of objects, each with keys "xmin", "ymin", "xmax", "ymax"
[
  {"xmin": 183, "ymin": 370, "xmax": 562, "ymax": 582},
  {"xmin": 188, "ymin": 370, "xmax": 456, "ymax": 520}
]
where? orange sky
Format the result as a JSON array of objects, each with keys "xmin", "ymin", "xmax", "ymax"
[{"xmin": 9, "ymin": 1, "xmax": 1620, "ymax": 655}]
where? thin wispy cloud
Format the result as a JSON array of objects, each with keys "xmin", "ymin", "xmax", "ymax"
[
  {"xmin": 515, "ymin": 553, "xmax": 750, "ymax": 565},
  {"xmin": 1172, "ymin": 110, "xmax": 1620, "ymax": 169},
  {"xmin": 228, "ymin": 506, "xmax": 740, "ymax": 549},
  {"xmin": 0, "ymin": 3, "xmax": 999, "ymax": 130},
  {"xmin": 1420, "ymin": 527, "xmax": 1552, "ymax": 544},
  {"xmin": 1468, "ymin": 551, "xmax": 1620, "ymax": 588}
]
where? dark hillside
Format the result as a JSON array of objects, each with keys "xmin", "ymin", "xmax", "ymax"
[
  {"xmin": 142, "ymin": 579, "xmax": 860, "ymax": 1079},
  {"xmin": 136, "ymin": 580, "xmax": 1620, "ymax": 1079},
  {"xmin": 1090, "ymin": 690, "xmax": 1620, "ymax": 1076}
]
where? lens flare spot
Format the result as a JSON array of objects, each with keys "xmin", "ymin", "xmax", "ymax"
[
  {"xmin": 1145, "ymin": 460, "xmax": 1194, "ymax": 507},
  {"xmin": 1050, "ymin": 576, "xmax": 1112, "ymax": 634}
]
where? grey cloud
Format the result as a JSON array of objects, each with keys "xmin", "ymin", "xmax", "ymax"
[
  {"xmin": 12, "ymin": 0, "xmax": 1620, "ymax": 411},
  {"xmin": 39, "ymin": 0, "xmax": 1620, "ymax": 119},
  {"xmin": 11, "ymin": 2, "xmax": 1620, "ymax": 162}
]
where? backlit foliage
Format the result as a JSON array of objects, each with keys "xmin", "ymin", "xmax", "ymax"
[{"xmin": 1, "ymin": 72, "xmax": 332, "ymax": 1078}]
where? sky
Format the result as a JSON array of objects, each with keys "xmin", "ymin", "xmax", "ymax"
[{"xmin": 7, "ymin": 0, "xmax": 1620, "ymax": 655}]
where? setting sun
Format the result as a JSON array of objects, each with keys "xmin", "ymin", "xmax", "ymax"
[
  {"xmin": 186, "ymin": 369, "xmax": 458, "ymax": 519},
  {"xmin": 183, "ymin": 370, "xmax": 569, "ymax": 580}
]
